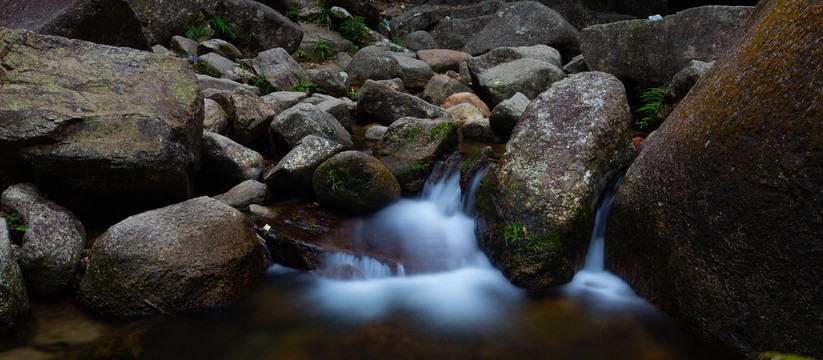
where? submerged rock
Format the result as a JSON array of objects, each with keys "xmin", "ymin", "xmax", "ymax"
[
  {"xmin": 606, "ymin": 0, "xmax": 823, "ymax": 357},
  {"xmin": 77, "ymin": 197, "xmax": 267, "ymax": 317},
  {"xmin": 474, "ymin": 72, "xmax": 634, "ymax": 290},
  {"xmin": 312, "ymin": 151, "xmax": 401, "ymax": 213}
]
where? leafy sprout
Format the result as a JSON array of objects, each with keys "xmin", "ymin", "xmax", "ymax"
[
  {"xmin": 327, "ymin": 170, "xmax": 344, "ymax": 193},
  {"xmin": 634, "ymin": 83, "xmax": 668, "ymax": 128}
]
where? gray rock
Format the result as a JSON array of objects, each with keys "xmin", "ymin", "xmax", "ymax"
[
  {"xmin": 204, "ymin": 98, "xmax": 229, "ymax": 135},
  {"xmin": 562, "ymin": 54, "xmax": 588, "ymax": 74},
  {"xmin": 606, "ymin": 1, "xmax": 822, "ymax": 356},
  {"xmin": 311, "ymin": 68, "xmax": 350, "ymax": 98},
  {"xmin": 534, "ymin": 0, "xmax": 663, "ymax": 30},
  {"xmin": 228, "ymin": 90, "xmax": 278, "ymax": 144},
  {"xmin": 0, "ymin": 28, "xmax": 202, "ymax": 220},
  {"xmin": 251, "ymin": 48, "xmax": 308, "ymax": 92},
  {"xmin": 392, "ymin": 55, "xmax": 435, "ymax": 89},
  {"xmin": 375, "ymin": 118, "xmax": 459, "ymax": 193},
  {"xmin": 445, "ymin": 103, "xmax": 485, "ymax": 126},
  {"xmin": 416, "ymin": 49, "xmax": 473, "ymax": 73},
  {"xmin": 198, "ymin": 39, "xmax": 243, "ymax": 60},
  {"xmin": 312, "ymin": 151, "xmax": 401, "ymax": 213},
  {"xmin": 449, "ymin": 0, "xmax": 503, "ymax": 19},
  {"xmin": 430, "ymin": 15, "xmax": 493, "ymax": 50},
  {"xmin": 203, "ymin": 88, "xmax": 234, "ymax": 110},
  {"xmin": 345, "ymin": 46, "xmax": 403, "ymax": 87},
  {"xmin": 260, "ymin": 91, "xmax": 308, "ymax": 113},
  {"xmin": 77, "ymin": 197, "xmax": 267, "ymax": 316},
  {"xmin": 270, "ymin": 103, "xmax": 353, "ymax": 151},
  {"xmin": 461, "ymin": 118, "xmax": 502, "ymax": 144},
  {"xmin": 0, "ymin": 218, "xmax": 28, "ymax": 334},
  {"xmin": 364, "ymin": 126, "xmax": 388, "ymax": 142},
  {"xmin": 334, "ymin": 52, "xmax": 353, "ymax": 69},
  {"xmin": 509, "ymin": 44, "xmax": 563, "ymax": 68},
  {"xmin": 201, "ymin": 132, "xmax": 264, "ymax": 183},
  {"xmin": 474, "ymin": 58, "xmax": 566, "ymax": 106},
  {"xmin": 313, "ymin": 97, "xmax": 354, "ymax": 133},
  {"xmin": 200, "ymin": 52, "xmax": 254, "ymax": 82},
  {"xmin": 152, "ymin": 45, "xmax": 173, "ymax": 56},
  {"xmin": 0, "ymin": 0, "xmax": 150, "ymax": 49},
  {"xmin": 581, "ymin": 6, "xmax": 754, "ymax": 83},
  {"xmin": 299, "ymin": 23, "xmax": 354, "ymax": 63},
  {"xmin": 1, "ymin": 183, "xmax": 86, "ymax": 295},
  {"xmin": 357, "ymin": 80, "xmax": 451, "ymax": 125},
  {"xmin": 489, "ymin": 92, "xmax": 530, "ymax": 138},
  {"xmin": 403, "ymin": 31, "xmax": 438, "ymax": 51},
  {"xmin": 197, "ymin": 74, "xmax": 261, "ymax": 95},
  {"xmin": 474, "ymin": 72, "xmax": 635, "ymax": 290},
  {"xmin": 126, "ymin": 0, "xmax": 200, "ymax": 46},
  {"xmin": 330, "ymin": 0, "xmax": 381, "ymax": 29},
  {"xmin": 201, "ymin": 0, "xmax": 303, "ymax": 54},
  {"xmin": 655, "ymin": 60, "xmax": 714, "ymax": 122},
  {"xmin": 462, "ymin": 1, "xmax": 580, "ymax": 56},
  {"xmin": 213, "ymin": 180, "xmax": 268, "ymax": 208},
  {"xmin": 171, "ymin": 35, "xmax": 199, "ymax": 57},
  {"xmin": 389, "ymin": 4, "xmax": 448, "ymax": 39},
  {"xmin": 371, "ymin": 78, "xmax": 405, "ymax": 92},
  {"xmin": 264, "ymin": 135, "xmax": 346, "ymax": 198},
  {"xmin": 459, "ymin": 146, "xmax": 495, "ymax": 199}
]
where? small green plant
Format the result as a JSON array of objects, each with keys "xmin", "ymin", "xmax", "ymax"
[
  {"xmin": 292, "ymin": 77, "xmax": 325, "ymax": 95},
  {"xmin": 634, "ymin": 83, "xmax": 668, "ymax": 128},
  {"xmin": 347, "ymin": 45, "xmax": 361, "ymax": 55},
  {"xmin": 285, "ymin": 5, "xmax": 300, "ymax": 21},
  {"xmin": 759, "ymin": 353, "xmax": 818, "ymax": 360},
  {"xmin": 327, "ymin": 170, "xmax": 343, "ymax": 193},
  {"xmin": 411, "ymin": 161, "xmax": 426, "ymax": 173},
  {"xmin": 186, "ymin": 24, "xmax": 212, "ymax": 40},
  {"xmin": 503, "ymin": 221, "xmax": 525, "ymax": 247},
  {"xmin": 339, "ymin": 16, "xmax": 369, "ymax": 46},
  {"xmin": 346, "ymin": 90, "xmax": 359, "ymax": 101},
  {"xmin": 389, "ymin": 45, "xmax": 403, "ymax": 52},
  {"xmin": 209, "ymin": 15, "xmax": 237, "ymax": 40},
  {"xmin": 187, "ymin": 15, "xmax": 236, "ymax": 41},
  {"xmin": 246, "ymin": 73, "xmax": 275, "ymax": 95},
  {"xmin": 314, "ymin": 42, "xmax": 333, "ymax": 60},
  {"xmin": 192, "ymin": 61, "xmax": 220, "ymax": 77},
  {"xmin": 293, "ymin": 49, "xmax": 306, "ymax": 61},
  {"xmin": 315, "ymin": 0, "xmax": 333, "ymax": 25},
  {"xmin": 430, "ymin": 122, "xmax": 457, "ymax": 142},
  {"xmin": 4, "ymin": 213, "xmax": 26, "ymax": 235},
  {"xmin": 391, "ymin": 37, "xmax": 405, "ymax": 48}
]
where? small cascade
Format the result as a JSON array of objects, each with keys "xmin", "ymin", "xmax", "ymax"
[{"xmin": 324, "ymin": 252, "xmax": 403, "ymax": 279}]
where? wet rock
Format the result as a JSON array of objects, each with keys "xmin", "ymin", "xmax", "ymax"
[
  {"xmin": 459, "ymin": 146, "xmax": 495, "ymax": 198},
  {"xmin": 0, "ymin": 28, "xmax": 202, "ymax": 221},
  {"xmin": 299, "ymin": 23, "xmax": 354, "ymax": 63},
  {"xmin": 441, "ymin": 93, "xmax": 490, "ymax": 117},
  {"xmin": 0, "ymin": 218, "xmax": 29, "ymax": 333},
  {"xmin": 403, "ymin": 31, "xmax": 438, "ymax": 52},
  {"xmin": 213, "ymin": 180, "xmax": 268, "ymax": 208},
  {"xmin": 422, "ymin": 75, "xmax": 474, "ymax": 106},
  {"xmin": 489, "ymin": 92, "xmax": 530, "ymax": 139},
  {"xmin": 562, "ymin": 54, "xmax": 588, "ymax": 74},
  {"xmin": 201, "ymin": 131, "xmax": 264, "ymax": 183},
  {"xmin": 473, "ymin": 57, "xmax": 565, "ymax": 107},
  {"xmin": 364, "ymin": 126, "xmax": 388, "ymax": 142},
  {"xmin": 461, "ymin": 118, "xmax": 501, "ymax": 144},
  {"xmin": 204, "ymin": 99, "xmax": 229, "ymax": 135},
  {"xmin": 125, "ymin": 0, "xmax": 200, "ymax": 46},
  {"xmin": 251, "ymin": 48, "xmax": 308, "ymax": 92},
  {"xmin": 1, "ymin": 183, "xmax": 85, "ymax": 295},
  {"xmin": 228, "ymin": 89, "xmax": 278, "ymax": 144},
  {"xmin": 581, "ymin": 6, "xmax": 754, "ymax": 83},
  {"xmin": 346, "ymin": 46, "xmax": 403, "ymax": 88},
  {"xmin": 198, "ymin": 39, "xmax": 243, "ymax": 60},
  {"xmin": 312, "ymin": 151, "xmax": 401, "ymax": 213},
  {"xmin": 462, "ymin": 1, "xmax": 580, "ymax": 56},
  {"xmin": 270, "ymin": 103, "xmax": 353, "ymax": 151},
  {"xmin": 474, "ymin": 72, "xmax": 634, "ymax": 290},
  {"xmin": 606, "ymin": 1, "xmax": 823, "ymax": 357},
  {"xmin": 264, "ymin": 135, "xmax": 346, "ymax": 198},
  {"xmin": 357, "ymin": 80, "xmax": 450, "ymax": 125},
  {"xmin": 171, "ymin": 35, "xmax": 199, "ymax": 57},
  {"xmin": 416, "ymin": 49, "xmax": 473, "ymax": 73},
  {"xmin": 202, "ymin": 0, "xmax": 303, "ymax": 55},
  {"xmin": 389, "ymin": 4, "xmax": 448, "ymax": 39},
  {"xmin": 77, "ymin": 197, "xmax": 267, "ymax": 317},
  {"xmin": 375, "ymin": 118, "xmax": 459, "ymax": 193},
  {"xmin": 0, "ymin": 0, "xmax": 150, "ymax": 50}
]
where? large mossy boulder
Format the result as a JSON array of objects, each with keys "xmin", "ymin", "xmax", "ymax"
[
  {"xmin": 580, "ymin": 5, "xmax": 753, "ymax": 83},
  {"xmin": 0, "ymin": 219, "xmax": 28, "ymax": 334},
  {"xmin": 0, "ymin": 29, "xmax": 203, "ymax": 222},
  {"xmin": 312, "ymin": 151, "xmax": 401, "ymax": 214},
  {"xmin": 474, "ymin": 72, "xmax": 634, "ymax": 290},
  {"xmin": 77, "ymin": 197, "xmax": 267, "ymax": 317},
  {"xmin": 1, "ymin": 183, "xmax": 86, "ymax": 295},
  {"xmin": 606, "ymin": 0, "xmax": 823, "ymax": 358}
]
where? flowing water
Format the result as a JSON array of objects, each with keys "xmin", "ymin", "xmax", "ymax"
[{"xmin": 0, "ymin": 166, "xmax": 733, "ymax": 360}]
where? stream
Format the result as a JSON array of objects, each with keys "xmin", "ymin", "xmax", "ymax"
[{"xmin": 0, "ymin": 165, "xmax": 732, "ymax": 360}]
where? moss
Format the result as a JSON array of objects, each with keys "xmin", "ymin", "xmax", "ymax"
[
  {"xmin": 429, "ymin": 122, "xmax": 457, "ymax": 142},
  {"xmin": 759, "ymin": 353, "xmax": 818, "ymax": 360}
]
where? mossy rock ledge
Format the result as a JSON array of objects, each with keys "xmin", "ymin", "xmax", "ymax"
[{"xmin": 474, "ymin": 71, "xmax": 634, "ymax": 290}]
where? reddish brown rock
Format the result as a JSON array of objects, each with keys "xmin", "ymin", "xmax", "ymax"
[{"xmin": 441, "ymin": 92, "xmax": 491, "ymax": 117}]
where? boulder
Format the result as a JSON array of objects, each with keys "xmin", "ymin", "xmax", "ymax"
[
  {"xmin": 441, "ymin": 93, "xmax": 490, "ymax": 117},
  {"xmin": 260, "ymin": 91, "xmax": 308, "ymax": 113},
  {"xmin": 508, "ymin": 44, "xmax": 563, "ymax": 68},
  {"xmin": 473, "ymin": 58, "xmax": 566, "ymax": 107},
  {"xmin": 446, "ymin": 103, "xmax": 485, "ymax": 126},
  {"xmin": 606, "ymin": 1, "xmax": 823, "ymax": 357},
  {"xmin": 270, "ymin": 103, "xmax": 353, "ymax": 151},
  {"xmin": 459, "ymin": 145, "xmax": 495, "ymax": 199},
  {"xmin": 197, "ymin": 74, "xmax": 261, "ymax": 95},
  {"xmin": 357, "ymin": 80, "xmax": 451, "ymax": 125},
  {"xmin": 0, "ymin": 218, "xmax": 29, "ymax": 333},
  {"xmin": 77, "ymin": 197, "xmax": 267, "ymax": 317},
  {"xmin": 466, "ymin": 45, "xmax": 564, "ymax": 78},
  {"xmin": 299, "ymin": 23, "xmax": 354, "ymax": 63},
  {"xmin": 213, "ymin": 180, "xmax": 268, "ymax": 208},
  {"xmin": 474, "ymin": 72, "xmax": 634, "ymax": 290},
  {"xmin": 656, "ymin": 60, "xmax": 714, "ymax": 122},
  {"xmin": 489, "ymin": 92, "xmax": 530, "ymax": 138},
  {"xmin": 264, "ymin": 135, "xmax": 346, "ymax": 198},
  {"xmin": 251, "ymin": 48, "xmax": 308, "ymax": 92},
  {"xmin": 311, "ymin": 68, "xmax": 350, "ymax": 98},
  {"xmin": 0, "ymin": 29, "xmax": 202, "ymax": 221},
  {"xmin": 461, "ymin": 118, "xmax": 502, "ymax": 144},
  {"xmin": 198, "ymin": 52, "xmax": 254, "ymax": 82},
  {"xmin": 201, "ymin": 131, "xmax": 264, "ymax": 183},
  {"xmin": 534, "ymin": 0, "xmax": 667, "ymax": 30},
  {"xmin": 202, "ymin": 0, "xmax": 303, "ymax": 55},
  {"xmin": 329, "ymin": 0, "xmax": 381, "ymax": 29},
  {"xmin": 449, "ymin": 0, "xmax": 504, "ymax": 19},
  {"xmin": 403, "ymin": 31, "xmax": 438, "ymax": 51},
  {"xmin": 430, "ymin": 15, "xmax": 493, "ymax": 50},
  {"xmin": 364, "ymin": 125, "xmax": 388, "ymax": 142},
  {"xmin": 313, "ymin": 97, "xmax": 354, "ymax": 133},
  {"xmin": 0, "ymin": 0, "xmax": 150, "ymax": 50},
  {"xmin": 126, "ymin": 0, "xmax": 200, "ymax": 46},
  {"xmin": 171, "ymin": 35, "xmax": 199, "ymax": 57},
  {"xmin": 462, "ymin": 1, "xmax": 580, "ymax": 56},
  {"xmin": 416, "ymin": 49, "xmax": 473, "ymax": 73},
  {"xmin": 562, "ymin": 54, "xmax": 588, "ymax": 74},
  {"xmin": 198, "ymin": 39, "xmax": 243, "ymax": 60},
  {"xmin": 580, "ymin": 6, "xmax": 754, "ymax": 83},
  {"xmin": 389, "ymin": 5, "xmax": 448, "ymax": 39},
  {"xmin": 422, "ymin": 75, "xmax": 474, "ymax": 106},
  {"xmin": 227, "ymin": 90, "xmax": 277, "ymax": 144},
  {"xmin": 312, "ymin": 151, "xmax": 401, "ymax": 213},
  {"xmin": 1, "ymin": 183, "xmax": 85, "ymax": 295},
  {"xmin": 345, "ymin": 46, "xmax": 403, "ymax": 87},
  {"xmin": 374, "ymin": 118, "xmax": 459, "ymax": 193},
  {"xmin": 204, "ymin": 98, "xmax": 229, "ymax": 135}
]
